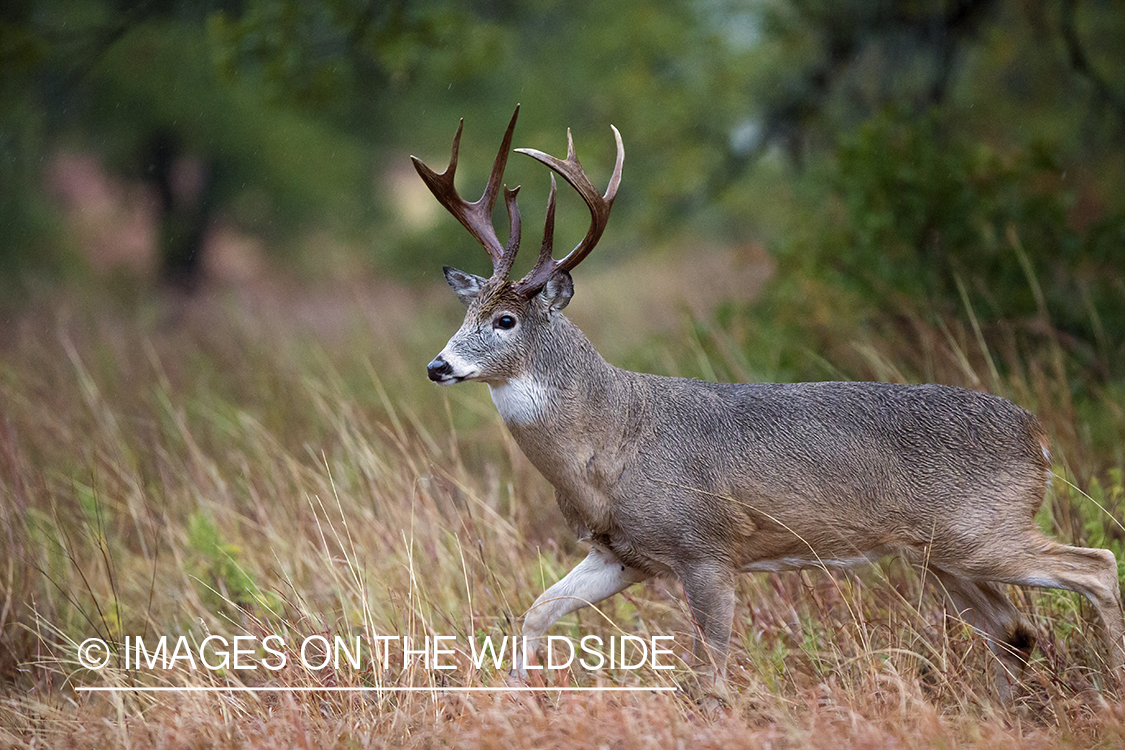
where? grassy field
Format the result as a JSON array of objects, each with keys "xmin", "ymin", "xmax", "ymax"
[{"xmin": 1, "ymin": 251, "xmax": 1124, "ymax": 748}]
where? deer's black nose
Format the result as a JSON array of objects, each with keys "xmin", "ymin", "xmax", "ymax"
[{"xmin": 427, "ymin": 356, "xmax": 453, "ymax": 382}]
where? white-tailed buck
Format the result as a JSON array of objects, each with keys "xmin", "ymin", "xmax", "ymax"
[{"xmin": 414, "ymin": 107, "xmax": 1124, "ymax": 699}]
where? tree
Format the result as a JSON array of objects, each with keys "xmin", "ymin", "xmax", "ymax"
[
  {"xmin": 0, "ymin": 0, "xmax": 475, "ymax": 291},
  {"xmin": 720, "ymin": 0, "xmax": 1125, "ymax": 378}
]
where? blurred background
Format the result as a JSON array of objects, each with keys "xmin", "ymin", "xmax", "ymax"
[
  {"xmin": 3, "ymin": 1, "xmax": 1125, "ymax": 726},
  {"xmin": 3, "ymin": 0, "xmax": 1124, "ymax": 376}
]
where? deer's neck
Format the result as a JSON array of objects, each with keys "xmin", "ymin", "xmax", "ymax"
[
  {"xmin": 487, "ymin": 315, "xmax": 630, "ymax": 461},
  {"xmin": 488, "ymin": 315, "xmax": 618, "ymax": 426},
  {"xmin": 488, "ymin": 316, "xmax": 630, "ymax": 536}
]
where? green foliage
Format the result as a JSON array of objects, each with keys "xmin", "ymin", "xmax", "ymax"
[
  {"xmin": 723, "ymin": 105, "xmax": 1125, "ymax": 394},
  {"xmin": 0, "ymin": 0, "xmax": 386, "ymax": 287},
  {"xmin": 743, "ymin": 629, "xmax": 792, "ymax": 692},
  {"xmin": 88, "ymin": 20, "xmax": 372, "ymax": 242},
  {"xmin": 830, "ymin": 108, "xmax": 1125, "ymax": 363},
  {"xmin": 187, "ymin": 510, "xmax": 261, "ymax": 610},
  {"xmin": 0, "ymin": 12, "xmax": 68, "ymax": 288},
  {"xmin": 3, "ymin": 0, "xmax": 1125, "ymax": 368},
  {"xmin": 209, "ymin": 0, "xmax": 503, "ymax": 116},
  {"xmin": 1078, "ymin": 469, "xmax": 1125, "ymax": 583}
]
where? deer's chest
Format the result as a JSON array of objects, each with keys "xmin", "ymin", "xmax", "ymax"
[{"xmin": 490, "ymin": 379, "xmax": 631, "ymax": 542}]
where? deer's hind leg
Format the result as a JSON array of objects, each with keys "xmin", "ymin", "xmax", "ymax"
[
  {"xmin": 977, "ymin": 539, "xmax": 1125, "ymax": 688},
  {"xmin": 928, "ymin": 565, "xmax": 1035, "ymax": 702}
]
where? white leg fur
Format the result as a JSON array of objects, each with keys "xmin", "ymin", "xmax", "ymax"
[{"xmin": 512, "ymin": 546, "xmax": 648, "ymax": 678}]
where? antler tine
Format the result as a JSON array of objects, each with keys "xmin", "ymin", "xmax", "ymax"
[
  {"xmin": 531, "ymin": 174, "xmax": 558, "ymax": 276},
  {"xmin": 513, "ymin": 124, "xmax": 624, "ymax": 295},
  {"xmin": 495, "ymin": 185, "xmax": 522, "ymax": 279},
  {"xmin": 410, "ymin": 106, "xmax": 522, "ymax": 275}
]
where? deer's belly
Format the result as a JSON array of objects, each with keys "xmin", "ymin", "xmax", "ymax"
[
  {"xmin": 741, "ymin": 555, "xmax": 871, "ymax": 572},
  {"xmin": 740, "ymin": 543, "xmax": 902, "ymax": 573}
]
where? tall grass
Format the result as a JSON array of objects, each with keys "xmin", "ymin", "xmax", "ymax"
[{"xmin": 1, "ymin": 268, "xmax": 1123, "ymax": 748}]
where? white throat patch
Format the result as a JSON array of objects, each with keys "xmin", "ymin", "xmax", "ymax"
[{"xmin": 488, "ymin": 377, "xmax": 550, "ymax": 426}]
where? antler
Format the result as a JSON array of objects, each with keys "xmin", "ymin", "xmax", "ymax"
[
  {"xmin": 513, "ymin": 125, "xmax": 624, "ymax": 296},
  {"xmin": 411, "ymin": 108, "xmax": 624, "ymax": 295},
  {"xmin": 410, "ymin": 106, "xmax": 523, "ymax": 280}
]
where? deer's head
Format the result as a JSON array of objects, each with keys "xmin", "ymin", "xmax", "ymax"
[{"xmin": 414, "ymin": 107, "xmax": 624, "ymax": 386}]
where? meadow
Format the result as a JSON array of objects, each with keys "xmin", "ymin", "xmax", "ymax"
[
  {"xmin": 1, "ymin": 243, "xmax": 1123, "ymax": 749},
  {"xmin": 4, "ymin": 1, "xmax": 1125, "ymax": 746}
]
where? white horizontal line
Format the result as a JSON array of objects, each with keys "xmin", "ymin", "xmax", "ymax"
[{"xmin": 76, "ymin": 686, "xmax": 676, "ymax": 693}]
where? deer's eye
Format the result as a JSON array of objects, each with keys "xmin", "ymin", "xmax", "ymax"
[{"xmin": 493, "ymin": 314, "xmax": 517, "ymax": 331}]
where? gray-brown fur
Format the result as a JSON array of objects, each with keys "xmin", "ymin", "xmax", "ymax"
[{"xmin": 418, "ymin": 112, "xmax": 1125, "ymax": 700}]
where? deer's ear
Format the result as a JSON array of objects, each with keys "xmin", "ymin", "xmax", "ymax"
[
  {"xmin": 443, "ymin": 266, "xmax": 487, "ymax": 306},
  {"xmin": 539, "ymin": 269, "xmax": 574, "ymax": 313}
]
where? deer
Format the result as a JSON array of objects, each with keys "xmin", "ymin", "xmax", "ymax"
[{"xmin": 412, "ymin": 106, "xmax": 1125, "ymax": 701}]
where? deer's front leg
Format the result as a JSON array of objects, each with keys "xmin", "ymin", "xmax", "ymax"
[
  {"xmin": 512, "ymin": 546, "xmax": 648, "ymax": 680},
  {"xmin": 680, "ymin": 562, "xmax": 736, "ymax": 699}
]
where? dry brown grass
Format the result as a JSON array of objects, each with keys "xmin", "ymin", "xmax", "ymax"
[{"xmin": 1, "ymin": 260, "xmax": 1123, "ymax": 749}]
